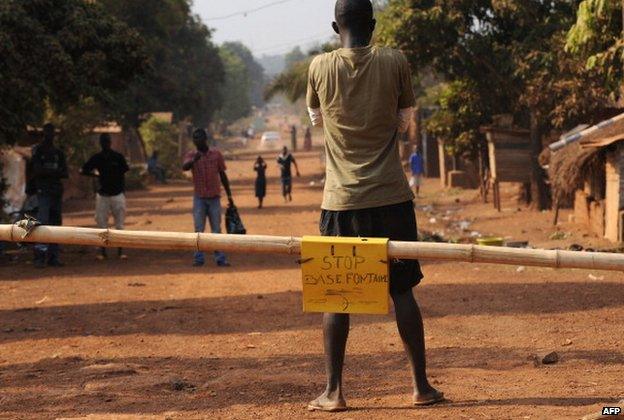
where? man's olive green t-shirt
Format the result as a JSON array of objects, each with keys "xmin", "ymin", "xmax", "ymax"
[{"xmin": 306, "ymin": 45, "xmax": 416, "ymax": 211}]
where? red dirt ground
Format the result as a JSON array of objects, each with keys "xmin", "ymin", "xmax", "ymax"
[{"xmin": 1, "ymin": 149, "xmax": 622, "ymax": 420}]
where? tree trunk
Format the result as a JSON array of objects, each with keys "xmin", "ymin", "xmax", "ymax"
[{"xmin": 529, "ymin": 110, "xmax": 550, "ymax": 210}]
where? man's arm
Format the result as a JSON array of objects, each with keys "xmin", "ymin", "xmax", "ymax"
[
  {"xmin": 306, "ymin": 58, "xmax": 323, "ymax": 127},
  {"xmin": 292, "ymin": 157, "xmax": 301, "ymax": 177},
  {"xmin": 219, "ymin": 171, "xmax": 234, "ymax": 205},
  {"xmin": 397, "ymin": 52, "xmax": 416, "ymax": 134},
  {"xmin": 398, "ymin": 107, "xmax": 414, "ymax": 133},
  {"xmin": 120, "ymin": 155, "xmax": 130, "ymax": 174},
  {"xmin": 217, "ymin": 151, "xmax": 233, "ymax": 205},
  {"xmin": 182, "ymin": 152, "xmax": 200, "ymax": 171},
  {"xmin": 80, "ymin": 155, "xmax": 98, "ymax": 177}
]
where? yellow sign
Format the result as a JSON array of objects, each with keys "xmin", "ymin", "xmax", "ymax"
[{"xmin": 301, "ymin": 236, "xmax": 389, "ymax": 315}]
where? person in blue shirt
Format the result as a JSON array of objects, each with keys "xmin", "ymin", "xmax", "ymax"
[
  {"xmin": 409, "ymin": 145, "xmax": 424, "ymax": 197},
  {"xmin": 147, "ymin": 151, "xmax": 167, "ymax": 184}
]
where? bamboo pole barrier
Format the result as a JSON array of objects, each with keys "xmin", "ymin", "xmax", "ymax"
[{"xmin": 2, "ymin": 224, "xmax": 624, "ymax": 272}]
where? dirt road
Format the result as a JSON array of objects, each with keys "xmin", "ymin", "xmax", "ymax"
[{"xmin": 1, "ymin": 150, "xmax": 622, "ymax": 419}]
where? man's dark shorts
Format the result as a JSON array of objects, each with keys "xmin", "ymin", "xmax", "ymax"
[{"xmin": 319, "ymin": 200, "xmax": 424, "ymax": 294}]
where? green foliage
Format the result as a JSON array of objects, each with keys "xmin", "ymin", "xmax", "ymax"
[
  {"xmin": 139, "ymin": 116, "xmax": 181, "ymax": 176},
  {"xmin": 0, "ymin": 0, "xmax": 147, "ymax": 144},
  {"xmin": 566, "ymin": 0, "xmax": 623, "ymax": 93},
  {"xmin": 45, "ymin": 98, "xmax": 103, "ymax": 167},
  {"xmin": 99, "ymin": 0, "xmax": 224, "ymax": 127},
  {"xmin": 265, "ymin": 42, "xmax": 340, "ymax": 103},
  {"xmin": 426, "ymin": 81, "xmax": 488, "ymax": 157},
  {"xmin": 265, "ymin": 59, "xmax": 312, "ymax": 103},
  {"xmin": 221, "ymin": 42, "xmax": 266, "ymax": 108},
  {"xmin": 217, "ymin": 48, "xmax": 251, "ymax": 124},
  {"xmin": 377, "ymin": 0, "xmax": 593, "ymax": 156},
  {"xmin": 285, "ymin": 46, "xmax": 306, "ymax": 68}
]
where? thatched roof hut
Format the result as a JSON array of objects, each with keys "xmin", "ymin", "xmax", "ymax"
[{"xmin": 548, "ymin": 142, "xmax": 604, "ymax": 205}]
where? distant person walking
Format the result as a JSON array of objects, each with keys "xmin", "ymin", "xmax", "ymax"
[
  {"xmin": 304, "ymin": 126, "xmax": 313, "ymax": 151},
  {"xmin": 31, "ymin": 123, "xmax": 68, "ymax": 268},
  {"xmin": 409, "ymin": 145, "xmax": 425, "ymax": 197},
  {"xmin": 277, "ymin": 146, "xmax": 300, "ymax": 202},
  {"xmin": 147, "ymin": 151, "xmax": 167, "ymax": 184},
  {"xmin": 81, "ymin": 133, "xmax": 130, "ymax": 260},
  {"xmin": 183, "ymin": 128, "xmax": 234, "ymax": 267},
  {"xmin": 290, "ymin": 125, "xmax": 298, "ymax": 151},
  {"xmin": 254, "ymin": 156, "xmax": 267, "ymax": 209}
]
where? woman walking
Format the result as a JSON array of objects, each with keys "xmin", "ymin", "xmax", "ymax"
[{"xmin": 254, "ymin": 156, "xmax": 267, "ymax": 209}]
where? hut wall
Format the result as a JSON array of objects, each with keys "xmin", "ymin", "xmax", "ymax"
[
  {"xmin": 485, "ymin": 129, "xmax": 531, "ymax": 183},
  {"xmin": 604, "ymin": 144, "xmax": 624, "ymax": 242},
  {"xmin": 589, "ymin": 200, "xmax": 606, "ymax": 237},
  {"xmin": 574, "ymin": 190, "xmax": 590, "ymax": 226}
]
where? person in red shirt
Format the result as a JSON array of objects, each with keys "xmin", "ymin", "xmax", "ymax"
[{"xmin": 183, "ymin": 129, "xmax": 234, "ymax": 267}]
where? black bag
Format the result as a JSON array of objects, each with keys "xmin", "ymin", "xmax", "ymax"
[{"xmin": 226, "ymin": 204, "xmax": 246, "ymax": 234}]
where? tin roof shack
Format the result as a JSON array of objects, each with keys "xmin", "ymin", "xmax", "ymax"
[
  {"xmin": 480, "ymin": 126, "xmax": 531, "ymax": 211},
  {"xmin": 548, "ymin": 113, "xmax": 624, "ymax": 242}
]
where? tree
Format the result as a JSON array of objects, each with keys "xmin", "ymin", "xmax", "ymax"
[
  {"xmin": 221, "ymin": 42, "xmax": 266, "ymax": 108},
  {"xmin": 265, "ymin": 42, "xmax": 340, "ymax": 102},
  {"xmin": 99, "ymin": 0, "xmax": 224, "ymax": 128},
  {"xmin": 0, "ymin": 0, "xmax": 147, "ymax": 144},
  {"xmin": 217, "ymin": 48, "xmax": 252, "ymax": 124},
  {"xmin": 285, "ymin": 46, "xmax": 306, "ymax": 68},
  {"xmin": 566, "ymin": 0, "xmax": 624, "ymax": 94},
  {"xmin": 377, "ymin": 0, "xmax": 588, "ymax": 210}
]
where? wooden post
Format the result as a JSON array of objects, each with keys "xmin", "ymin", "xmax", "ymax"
[
  {"xmin": 4, "ymin": 224, "xmax": 624, "ymax": 271},
  {"xmin": 492, "ymin": 179, "xmax": 501, "ymax": 212}
]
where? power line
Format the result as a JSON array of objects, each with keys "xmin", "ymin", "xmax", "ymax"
[{"xmin": 205, "ymin": 0, "xmax": 299, "ymax": 21}]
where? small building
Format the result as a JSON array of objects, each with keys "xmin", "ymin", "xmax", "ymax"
[
  {"xmin": 548, "ymin": 113, "xmax": 624, "ymax": 242},
  {"xmin": 435, "ymin": 139, "xmax": 480, "ymax": 190},
  {"xmin": 480, "ymin": 126, "xmax": 532, "ymax": 211},
  {"xmin": 91, "ymin": 123, "xmax": 146, "ymax": 163}
]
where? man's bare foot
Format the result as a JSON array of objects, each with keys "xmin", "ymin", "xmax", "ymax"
[
  {"xmin": 413, "ymin": 388, "xmax": 445, "ymax": 406},
  {"xmin": 307, "ymin": 392, "xmax": 347, "ymax": 412}
]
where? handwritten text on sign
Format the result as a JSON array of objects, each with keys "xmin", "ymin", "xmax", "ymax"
[{"xmin": 301, "ymin": 236, "xmax": 389, "ymax": 314}]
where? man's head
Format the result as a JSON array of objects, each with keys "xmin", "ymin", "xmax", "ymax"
[
  {"xmin": 192, "ymin": 128, "xmax": 208, "ymax": 152},
  {"xmin": 413, "ymin": 145, "xmax": 419, "ymax": 154},
  {"xmin": 99, "ymin": 133, "xmax": 112, "ymax": 151},
  {"xmin": 282, "ymin": 146, "xmax": 288, "ymax": 155},
  {"xmin": 333, "ymin": 0, "xmax": 375, "ymax": 41},
  {"xmin": 42, "ymin": 123, "xmax": 55, "ymax": 143}
]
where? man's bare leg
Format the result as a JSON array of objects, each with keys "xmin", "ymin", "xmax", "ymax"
[
  {"xmin": 391, "ymin": 288, "xmax": 444, "ymax": 405},
  {"xmin": 308, "ymin": 313, "xmax": 349, "ymax": 411}
]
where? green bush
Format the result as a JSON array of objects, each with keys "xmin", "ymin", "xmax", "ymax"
[{"xmin": 139, "ymin": 116, "xmax": 183, "ymax": 179}]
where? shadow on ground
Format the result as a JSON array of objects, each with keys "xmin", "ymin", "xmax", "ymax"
[{"xmin": 1, "ymin": 281, "xmax": 623, "ymax": 343}]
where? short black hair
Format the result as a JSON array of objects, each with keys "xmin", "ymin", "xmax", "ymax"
[
  {"xmin": 335, "ymin": 0, "xmax": 373, "ymax": 27},
  {"xmin": 192, "ymin": 128, "xmax": 207, "ymax": 141},
  {"xmin": 99, "ymin": 133, "xmax": 111, "ymax": 144},
  {"xmin": 43, "ymin": 123, "xmax": 55, "ymax": 136}
]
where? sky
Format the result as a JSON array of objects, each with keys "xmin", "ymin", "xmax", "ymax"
[{"xmin": 192, "ymin": 0, "xmax": 338, "ymax": 57}]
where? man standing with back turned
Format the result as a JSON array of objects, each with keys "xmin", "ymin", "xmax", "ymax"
[{"xmin": 306, "ymin": 0, "xmax": 444, "ymax": 411}]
